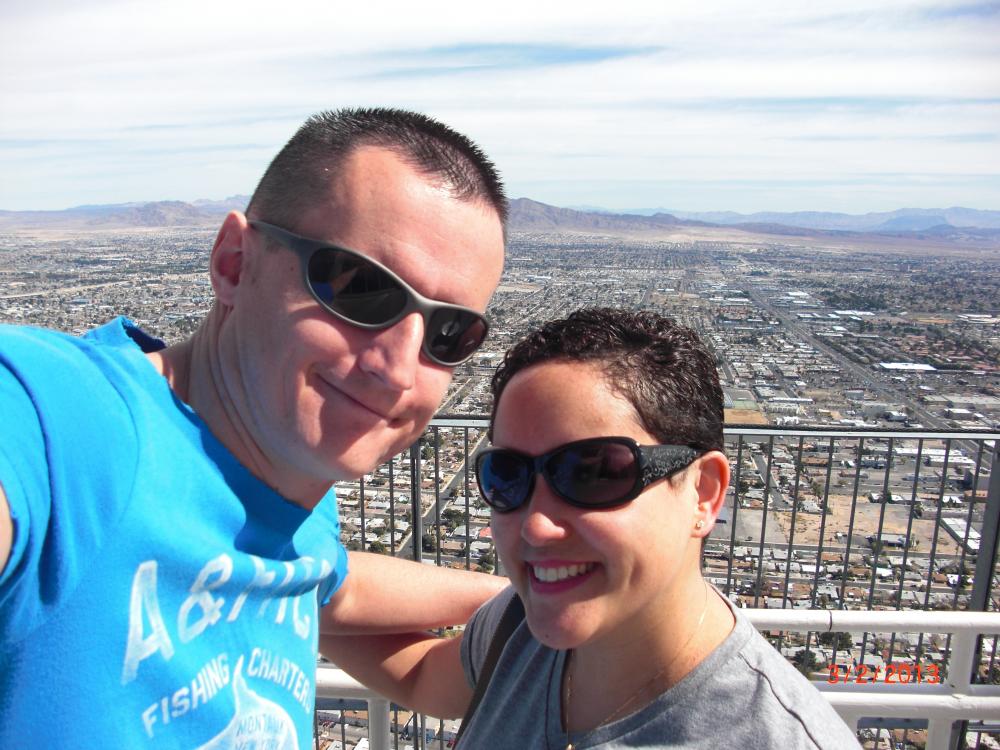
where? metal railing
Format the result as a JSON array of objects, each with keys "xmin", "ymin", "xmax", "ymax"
[
  {"xmin": 316, "ymin": 608, "xmax": 1000, "ymax": 750},
  {"xmin": 319, "ymin": 421, "xmax": 1000, "ymax": 750}
]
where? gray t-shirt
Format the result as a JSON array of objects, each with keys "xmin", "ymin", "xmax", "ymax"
[{"xmin": 459, "ymin": 587, "xmax": 861, "ymax": 749}]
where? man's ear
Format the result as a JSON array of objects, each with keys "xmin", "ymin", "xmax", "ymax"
[
  {"xmin": 692, "ymin": 451, "xmax": 731, "ymax": 538},
  {"xmin": 210, "ymin": 211, "xmax": 250, "ymax": 306}
]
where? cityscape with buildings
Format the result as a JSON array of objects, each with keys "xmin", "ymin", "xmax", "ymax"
[{"xmin": 1, "ymin": 222, "xmax": 998, "ymax": 749}]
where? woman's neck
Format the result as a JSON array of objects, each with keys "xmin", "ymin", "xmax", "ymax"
[{"xmin": 562, "ymin": 579, "xmax": 734, "ymax": 734}]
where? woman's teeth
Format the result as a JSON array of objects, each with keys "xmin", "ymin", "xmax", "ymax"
[{"xmin": 532, "ymin": 562, "xmax": 595, "ymax": 582}]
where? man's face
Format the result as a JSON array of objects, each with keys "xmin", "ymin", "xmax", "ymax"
[{"xmin": 225, "ymin": 146, "xmax": 504, "ymax": 501}]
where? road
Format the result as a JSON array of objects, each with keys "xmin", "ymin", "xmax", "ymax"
[
  {"xmin": 743, "ymin": 286, "xmax": 943, "ymax": 428},
  {"xmin": 393, "ymin": 433, "xmax": 490, "ymax": 561}
]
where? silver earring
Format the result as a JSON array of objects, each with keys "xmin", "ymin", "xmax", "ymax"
[{"xmin": 695, "ymin": 520, "xmax": 705, "ymax": 530}]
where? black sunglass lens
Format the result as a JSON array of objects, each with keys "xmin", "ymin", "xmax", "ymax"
[
  {"xmin": 547, "ymin": 442, "xmax": 638, "ymax": 506},
  {"xmin": 427, "ymin": 309, "xmax": 487, "ymax": 365},
  {"xmin": 308, "ymin": 248, "xmax": 408, "ymax": 325},
  {"xmin": 479, "ymin": 452, "xmax": 531, "ymax": 512}
]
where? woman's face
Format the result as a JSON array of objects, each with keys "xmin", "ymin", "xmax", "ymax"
[{"xmin": 489, "ymin": 360, "xmax": 708, "ymax": 652}]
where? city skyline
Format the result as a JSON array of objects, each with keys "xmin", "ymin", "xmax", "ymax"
[{"xmin": 1, "ymin": 1, "xmax": 999, "ymax": 214}]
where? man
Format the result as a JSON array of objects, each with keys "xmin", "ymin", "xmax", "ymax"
[{"xmin": 0, "ymin": 108, "xmax": 507, "ymax": 747}]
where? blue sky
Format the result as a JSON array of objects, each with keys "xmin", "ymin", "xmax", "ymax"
[{"xmin": 1, "ymin": 0, "xmax": 998, "ymax": 213}]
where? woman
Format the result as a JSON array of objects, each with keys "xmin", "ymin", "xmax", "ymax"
[{"xmin": 324, "ymin": 308, "xmax": 860, "ymax": 749}]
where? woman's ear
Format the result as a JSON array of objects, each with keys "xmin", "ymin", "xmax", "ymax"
[{"xmin": 691, "ymin": 451, "xmax": 731, "ymax": 538}]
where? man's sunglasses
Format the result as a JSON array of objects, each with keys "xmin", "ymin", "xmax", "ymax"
[
  {"xmin": 475, "ymin": 436, "xmax": 703, "ymax": 513},
  {"xmin": 250, "ymin": 220, "xmax": 490, "ymax": 367}
]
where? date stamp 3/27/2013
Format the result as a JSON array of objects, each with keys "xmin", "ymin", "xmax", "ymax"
[{"xmin": 826, "ymin": 662, "xmax": 941, "ymax": 684}]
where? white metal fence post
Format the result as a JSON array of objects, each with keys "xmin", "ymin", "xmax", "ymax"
[{"xmin": 367, "ymin": 697, "xmax": 392, "ymax": 750}]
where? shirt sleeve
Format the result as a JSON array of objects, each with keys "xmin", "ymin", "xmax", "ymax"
[
  {"xmin": 459, "ymin": 585, "xmax": 517, "ymax": 689},
  {"xmin": 0, "ymin": 360, "xmax": 48, "ymax": 592},
  {"xmin": 307, "ymin": 489, "xmax": 350, "ymax": 607},
  {"xmin": 0, "ymin": 327, "xmax": 140, "ymax": 644},
  {"xmin": 317, "ymin": 539, "xmax": 349, "ymax": 606}
]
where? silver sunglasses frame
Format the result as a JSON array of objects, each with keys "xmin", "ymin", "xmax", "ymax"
[{"xmin": 250, "ymin": 220, "xmax": 490, "ymax": 366}]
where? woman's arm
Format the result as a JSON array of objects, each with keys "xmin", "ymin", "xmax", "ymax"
[
  {"xmin": 319, "ymin": 551, "xmax": 506, "ymax": 635},
  {"xmin": 319, "ymin": 630, "xmax": 473, "ymax": 719}
]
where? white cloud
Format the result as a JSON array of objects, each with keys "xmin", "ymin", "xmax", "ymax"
[{"xmin": 1, "ymin": 0, "xmax": 998, "ymax": 211}]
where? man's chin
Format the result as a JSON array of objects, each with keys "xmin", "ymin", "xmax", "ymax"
[
  {"xmin": 299, "ymin": 418, "xmax": 426, "ymax": 484},
  {"xmin": 319, "ymin": 442, "xmax": 407, "ymax": 482}
]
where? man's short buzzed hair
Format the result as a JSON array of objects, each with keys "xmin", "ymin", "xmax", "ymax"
[
  {"xmin": 490, "ymin": 308, "xmax": 724, "ymax": 453},
  {"xmin": 246, "ymin": 107, "xmax": 508, "ymax": 230}
]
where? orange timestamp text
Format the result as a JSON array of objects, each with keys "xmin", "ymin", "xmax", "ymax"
[{"xmin": 826, "ymin": 662, "xmax": 941, "ymax": 684}]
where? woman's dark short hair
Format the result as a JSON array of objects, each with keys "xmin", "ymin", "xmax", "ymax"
[
  {"xmin": 247, "ymin": 107, "xmax": 507, "ymax": 230},
  {"xmin": 491, "ymin": 308, "xmax": 724, "ymax": 452}
]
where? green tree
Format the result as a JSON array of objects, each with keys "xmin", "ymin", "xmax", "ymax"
[
  {"xmin": 368, "ymin": 540, "xmax": 387, "ymax": 555},
  {"xmin": 442, "ymin": 507, "xmax": 465, "ymax": 529},
  {"xmin": 818, "ymin": 632, "xmax": 854, "ymax": 651},
  {"xmin": 793, "ymin": 649, "xmax": 819, "ymax": 676},
  {"xmin": 421, "ymin": 533, "xmax": 437, "ymax": 553},
  {"xmin": 476, "ymin": 548, "xmax": 496, "ymax": 574}
]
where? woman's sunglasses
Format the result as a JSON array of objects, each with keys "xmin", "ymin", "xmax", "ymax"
[
  {"xmin": 475, "ymin": 436, "xmax": 703, "ymax": 513},
  {"xmin": 250, "ymin": 220, "xmax": 490, "ymax": 367}
]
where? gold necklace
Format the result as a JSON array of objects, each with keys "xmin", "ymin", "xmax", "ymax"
[{"xmin": 561, "ymin": 581, "xmax": 711, "ymax": 750}]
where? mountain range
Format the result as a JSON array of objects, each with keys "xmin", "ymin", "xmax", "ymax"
[
  {"xmin": 507, "ymin": 199, "xmax": 1000, "ymax": 242},
  {"xmin": 1, "ymin": 196, "xmax": 999, "ymax": 242},
  {"xmin": 572, "ymin": 205, "xmax": 1000, "ymax": 231}
]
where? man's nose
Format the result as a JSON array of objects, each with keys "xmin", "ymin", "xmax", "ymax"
[{"xmin": 357, "ymin": 312, "xmax": 426, "ymax": 391}]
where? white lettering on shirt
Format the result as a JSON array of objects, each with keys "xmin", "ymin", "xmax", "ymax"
[
  {"xmin": 121, "ymin": 553, "xmax": 335, "ymax": 684},
  {"xmin": 179, "ymin": 554, "xmax": 233, "ymax": 643},
  {"xmin": 122, "ymin": 561, "xmax": 175, "ymax": 685},
  {"xmin": 141, "ymin": 653, "xmax": 231, "ymax": 737}
]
